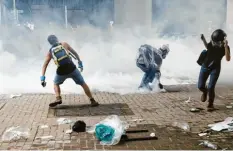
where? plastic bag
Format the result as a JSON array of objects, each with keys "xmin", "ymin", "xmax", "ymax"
[
  {"xmin": 57, "ymin": 118, "xmax": 73, "ymax": 125},
  {"xmin": 2, "ymin": 126, "xmax": 30, "ymax": 142},
  {"xmin": 199, "ymin": 140, "xmax": 218, "ymax": 150},
  {"xmin": 95, "ymin": 124, "xmax": 115, "ymax": 143},
  {"xmin": 172, "ymin": 121, "xmax": 190, "ymax": 132},
  {"xmin": 208, "ymin": 117, "xmax": 233, "ymax": 131},
  {"xmin": 87, "ymin": 115, "xmax": 129, "ymax": 145}
]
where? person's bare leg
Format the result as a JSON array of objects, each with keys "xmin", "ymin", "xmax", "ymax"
[
  {"xmin": 81, "ymin": 83, "xmax": 99, "ymax": 107},
  {"xmin": 49, "ymin": 84, "xmax": 62, "ymax": 107},
  {"xmin": 81, "ymin": 83, "xmax": 93, "ymax": 98},
  {"xmin": 54, "ymin": 84, "xmax": 61, "ymax": 97}
]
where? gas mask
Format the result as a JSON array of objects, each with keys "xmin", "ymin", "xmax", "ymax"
[{"xmin": 160, "ymin": 44, "xmax": 170, "ymax": 59}]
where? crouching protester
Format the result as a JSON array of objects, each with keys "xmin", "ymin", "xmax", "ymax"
[
  {"xmin": 136, "ymin": 44, "xmax": 170, "ymax": 91},
  {"xmin": 197, "ymin": 29, "xmax": 231, "ymax": 112},
  {"xmin": 41, "ymin": 35, "xmax": 99, "ymax": 107}
]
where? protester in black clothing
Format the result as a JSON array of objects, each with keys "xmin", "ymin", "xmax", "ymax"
[{"xmin": 198, "ymin": 29, "xmax": 231, "ymax": 112}]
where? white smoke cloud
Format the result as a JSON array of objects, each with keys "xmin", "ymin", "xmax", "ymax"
[{"xmin": 0, "ymin": 0, "xmax": 232, "ymax": 95}]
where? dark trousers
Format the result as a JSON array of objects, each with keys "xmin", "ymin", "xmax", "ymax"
[
  {"xmin": 197, "ymin": 66, "xmax": 221, "ymax": 102},
  {"xmin": 137, "ymin": 63, "xmax": 156, "ymax": 87}
]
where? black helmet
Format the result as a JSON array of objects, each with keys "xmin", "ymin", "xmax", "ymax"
[
  {"xmin": 47, "ymin": 35, "xmax": 58, "ymax": 45},
  {"xmin": 211, "ymin": 29, "xmax": 226, "ymax": 42}
]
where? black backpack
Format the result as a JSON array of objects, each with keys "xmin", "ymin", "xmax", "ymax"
[{"xmin": 197, "ymin": 50, "xmax": 207, "ymax": 66}]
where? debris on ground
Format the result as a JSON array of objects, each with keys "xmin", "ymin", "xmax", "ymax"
[
  {"xmin": 10, "ymin": 94, "xmax": 22, "ymax": 99},
  {"xmin": 226, "ymin": 106, "xmax": 232, "ymax": 109},
  {"xmin": 128, "ymin": 118, "xmax": 144, "ymax": 122},
  {"xmin": 185, "ymin": 97, "xmax": 191, "ymax": 103},
  {"xmin": 190, "ymin": 108, "xmax": 204, "ymax": 112},
  {"xmin": 198, "ymin": 133, "xmax": 207, "ymax": 137},
  {"xmin": 2, "ymin": 126, "xmax": 30, "ymax": 142},
  {"xmin": 228, "ymin": 127, "xmax": 233, "ymax": 132},
  {"xmin": 39, "ymin": 125, "xmax": 49, "ymax": 129},
  {"xmin": 72, "ymin": 120, "xmax": 86, "ymax": 132},
  {"xmin": 199, "ymin": 140, "xmax": 218, "ymax": 150},
  {"xmin": 172, "ymin": 121, "xmax": 190, "ymax": 132},
  {"xmin": 35, "ymin": 135, "xmax": 54, "ymax": 140},
  {"xmin": 87, "ymin": 115, "xmax": 129, "ymax": 145},
  {"xmin": 65, "ymin": 129, "xmax": 72, "ymax": 134},
  {"xmin": 150, "ymin": 133, "xmax": 155, "ymax": 137},
  {"xmin": 208, "ymin": 117, "xmax": 233, "ymax": 132},
  {"xmin": 57, "ymin": 118, "xmax": 73, "ymax": 125}
]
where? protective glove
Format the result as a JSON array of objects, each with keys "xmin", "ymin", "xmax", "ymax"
[
  {"xmin": 40, "ymin": 75, "xmax": 46, "ymax": 87},
  {"xmin": 78, "ymin": 61, "xmax": 83, "ymax": 72}
]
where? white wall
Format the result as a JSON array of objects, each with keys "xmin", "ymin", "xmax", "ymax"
[{"xmin": 226, "ymin": 0, "xmax": 233, "ymax": 31}]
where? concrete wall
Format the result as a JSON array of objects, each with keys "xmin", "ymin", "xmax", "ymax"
[
  {"xmin": 226, "ymin": 0, "xmax": 233, "ymax": 31},
  {"xmin": 114, "ymin": 0, "xmax": 152, "ymax": 27}
]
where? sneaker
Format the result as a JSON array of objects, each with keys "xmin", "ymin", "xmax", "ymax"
[
  {"xmin": 201, "ymin": 92, "xmax": 207, "ymax": 102},
  {"xmin": 49, "ymin": 96, "xmax": 62, "ymax": 107},
  {"xmin": 207, "ymin": 100, "xmax": 218, "ymax": 112},
  {"xmin": 90, "ymin": 98, "xmax": 99, "ymax": 107},
  {"xmin": 158, "ymin": 83, "xmax": 164, "ymax": 89}
]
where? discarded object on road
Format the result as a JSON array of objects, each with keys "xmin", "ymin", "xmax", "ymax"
[
  {"xmin": 35, "ymin": 135, "xmax": 54, "ymax": 140},
  {"xmin": 72, "ymin": 120, "xmax": 86, "ymax": 132},
  {"xmin": 198, "ymin": 133, "xmax": 207, "ymax": 137},
  {"xmin": 228, "ymin": 126, "xmax": 233, "ymax": 132},
  {"xmin": 199, "ymin": 140, "xmax": 218, "ymax": 150},
  {"xmin": 65, "ymin": 129, "xmax": 73, "ymax": 134},
  {"xmin": 126, "ymin": 129, "xmax": 148, "ymax": 133},
  {"xmin": 150, "ymin": 133, "xmax": 155, "ymax": 137},
  {"xmin": 10, "ymin": 94, "xmax": 22, "ymax": 99},
  {"xmin": 172, "ymin": 121, "xmax": 190, "ymax": 132},
  {"xmin": 95, "ymin": 124, "xmax": 115, "ymax": 143},
  {"xmin": 40, "ymin": 125, "xmax": 49, "ymax": 129},
  {"xmin": 185, "ymin": 97, "xmax": 191, "ymax": 103},
  {"xmin": 190, "ymin": 108, "xmax": 204, "ymax": 112},
  {"xmin": 2, "ymin": 126, "xmax": 30, "ymax": 142},
  {"xmin": 208, "ymin": 117, "xmax": 233, "ymax": 132},
  {"xmin": 120, "ymin": 134, "xmax": 158, "ymax": 142},
  {"xmin": 128, "ymin": 118, "xmax": 144, "ymax": 123},
  {"xmin": 57, "ymin": 118, "xmax": 73, "ymax": 125},
  {"xmin": 87, "ymin": 115, "xmax": 129, "ymax": 145},
  {"xmin": 226, "ymin": 106, "xmax": 232, "ymax": 109}
]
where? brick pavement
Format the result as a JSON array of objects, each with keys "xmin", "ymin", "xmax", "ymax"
[{"xmin": 0, "ymin": 84, "xmax": 232, "ymax": 150}]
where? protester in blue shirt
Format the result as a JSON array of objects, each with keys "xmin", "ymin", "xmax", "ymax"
[{"xmin": 40, "ymin": 35, "xmax": 99, "ymax": 107}]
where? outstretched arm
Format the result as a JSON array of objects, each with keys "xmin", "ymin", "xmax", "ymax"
[
  {"xmin": 42, "ymin": 52, "xmax": 52, "ymax": 76},
  {"xmin": 201, "ymin": 34, "xmax": 208, "ymax": 49}
]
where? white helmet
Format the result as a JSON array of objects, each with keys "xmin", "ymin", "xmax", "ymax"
[{"xmin": 160, "ymin": 44, "xmax": 170, "ymax": 59}]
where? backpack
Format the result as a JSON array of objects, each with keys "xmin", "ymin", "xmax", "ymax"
[{"xmin": 197, "ymin": 50, "xmax": 207, "ymax": 66}]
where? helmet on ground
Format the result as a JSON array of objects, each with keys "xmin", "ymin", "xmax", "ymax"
[
  {"xmin": 160, "ymin": 44, "xmax": 170, "ymax": 59},
  {"xmin": 211, "ymin": 29, "xmax": 226, "ymax": 42},
  {"xmin": 48, "ymin": 35, "xmax": 58, "ymax": 45}
]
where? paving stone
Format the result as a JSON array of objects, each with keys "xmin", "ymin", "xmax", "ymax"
[{"xmin": 0, "ymin": 84, "xmax": 232, "ymax": 150}]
